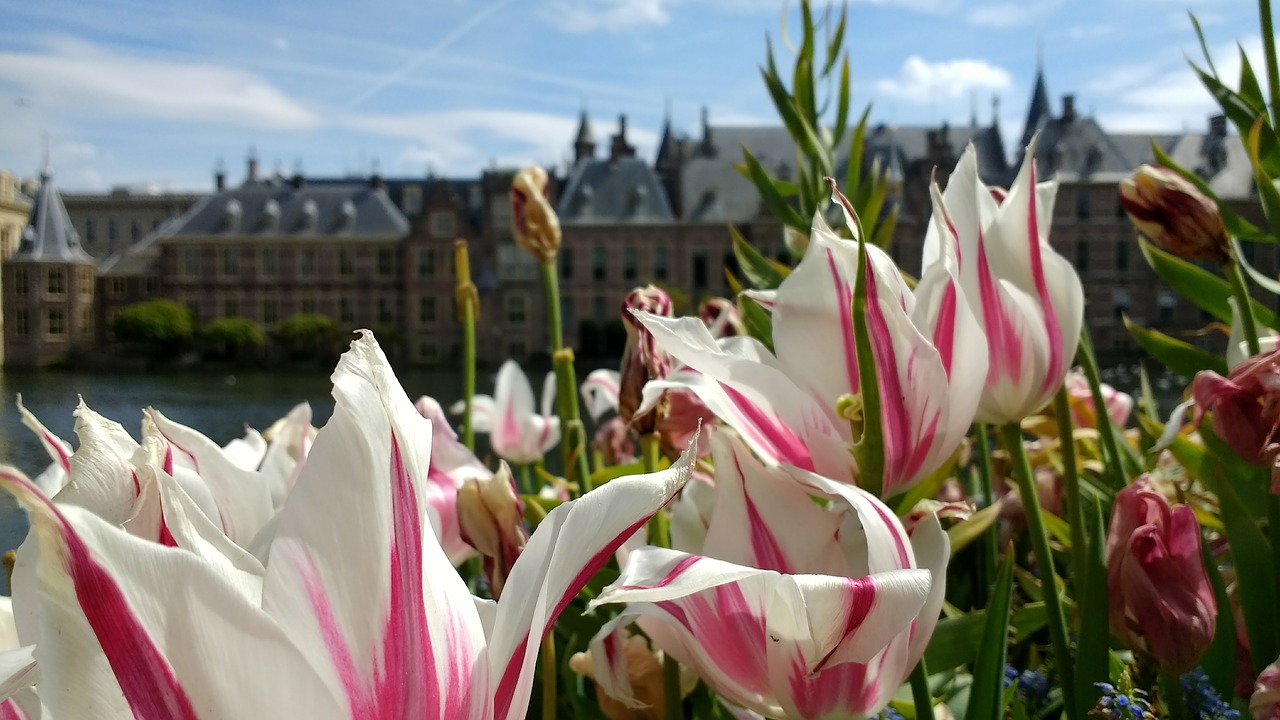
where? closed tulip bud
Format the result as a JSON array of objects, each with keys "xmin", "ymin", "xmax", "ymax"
[
  {"xmin": 1106, "ymin": 477, "xmax": 1216, "ymax": 674},
  {"xmin": 456, "ymin": 462, "xmax": 527, "ymax": 599},
  {"xmin": 619, "ymin": 286, "xmax": 674, "ymax": 434},
  {"xmin": 1192, "ymin": 347, "xmax": 1280, "ymax": 493},
  {"xmin": 1119, "ymin": 164, "xmax": 1229, "ymax": 264},
  {"xmin": 1252, "ymin": 658, "xmax": 1280, "ymax": 719},
  {"xmin": 510, "ymin": 166, "xmax": 560, "ymax": 263}
]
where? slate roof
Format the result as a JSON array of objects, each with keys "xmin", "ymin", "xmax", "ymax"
[
  {"xmin": 166, "ymin": 184, "xmax": 409, "ymax": 239},
  {"xmin": 1020, "ymin": 68, "xmax": 1053, "ymax": 150},
  {"xmin": 10, "ymin": 173, "xmax": 94, "ymax": 265},
  {"xmin": 558, "ymin": 157, "xmax": 675, "ymax": 223}
]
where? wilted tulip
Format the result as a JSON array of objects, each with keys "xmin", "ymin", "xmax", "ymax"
[
  {"xmin": 569, "ymin": 629, "xmax": 694, "ymax": 720},
  {"xmin": 1192, "ymin": 347, "xmax": 1280, "ymax": 492},
  {"xmin": 697, "ymin": 297, "xmax": 745, "ymax": 338},
  {"xmin": 619, "ymin": 285, "xmax": 675, "ymax": 434},
  {"xmin": 1252, "ymin": 657, "xmax": 1280, "ymax": 719},
  {"xmin": 457, "ymin": 462, "xmax": 527, "ymax": 598},
  {"xmin": 1119, "ymin": 164, "xmax": 1229, "ymax": 264},
  {"xmin": 510, "ymin": 166, "xmax": 561, "ymax": 262},
  {"xmin": 593, "ymin": 416, "xmax": 637, "ymax": 466},
  {"xmin": 1106, "ymin": 478, "xmax": 1216, "ymax": 674}
]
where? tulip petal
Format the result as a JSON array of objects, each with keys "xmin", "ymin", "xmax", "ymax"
[
  {"xmin": 581, "ymin": 369, "xmax": 622, "ymax": 421},
  {"xmin": 488, "ymin": 430, "xmax": 699, "ymax": 720},
  {"xmin": 15, "ymin": 399, "xmax": 70, "ymax": 495}
]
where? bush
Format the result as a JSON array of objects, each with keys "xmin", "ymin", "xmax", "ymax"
[
  {"xmin": 271, "ymin": 313, "xmax": 341, "ymax": 361},
  {"xmin": 111, "ymin": 299, "xmax": 194, "ymax": 358},
  {"xmin": 200, "ymin": 317, "xmax": 266, "ymax": 360}
]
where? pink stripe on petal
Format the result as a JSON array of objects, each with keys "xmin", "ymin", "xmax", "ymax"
[
  {"xmin": 826, "ymin": 248, "xmax": 861, "ymax": 396},
  {"xmin": 976, "ymin": 231, "xmax": 1023, "ymax": 386},
  {"xmin": 614, "ymin": 555, "xmax": 702, "ymax": 592},
  {"xmin": 731, "ymin": 451, "xmax": 792, "ymax": 574},
  {"xmin": 720, "ymin": 385, "xmax": 814, "ymax": 472},
  {"xmin": 0, "ymin": 700, "xmax": 27, "ymax": 720},
  {"xmin": 933, "ymin": 283, "xmax": 958, "ymax": 377},
  {"xmin": 1025, "ymin": 163, "xmax": 1065, "ymax": 397}
]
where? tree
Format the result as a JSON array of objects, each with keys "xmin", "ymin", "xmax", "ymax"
[
  {"xmin": 271, "ymin": 313, "xmax": 341, "ymax": 361},
  {"xmin": 111, "ymin": 299, "xmax": 194, "ymax": 358},
  {"xmin": 199, "ymin": 317, "xmax": 266, "ymax": 361}
]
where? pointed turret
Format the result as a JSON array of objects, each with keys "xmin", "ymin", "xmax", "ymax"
[
  {"xmin": 11, "ymin": 173, "xmax": 93, "ymax": 264},
  {"xmin": 1020, "ymin": 64, "xmax": 1052, "ymax": 149},
  {"xmin": 573, "ymin": 108, "xmax": 595, "ymax": 164}
]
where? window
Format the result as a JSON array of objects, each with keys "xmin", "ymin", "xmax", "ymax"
[
  {"xmin": 623, "ymin": 247, "xmax": 637, "ymax": 281},
  {"xmin": 592, "ymin": 247, "xmax": 606, "ymax": 281},
  {"xmin": 561, "ymin": 297, "xmax": 574, "ymax": 334},
  {"xmin": 508, "ymin": 340, "xmax": 527, "ymax": 359},
  {"xmin": 46, "ymin": 308, "xmax": 66, "ymax": 337},
  {"xmin": 1158, "ymin": 291, "xmax": 1176, "ymax": 324},
  {"xmin": 505, "ymin": 294, "xmax": 527, "ymax": 324},
  {"xmin": 418, "ymin": 249, "xmax": 436, "ymax": 279},
  {"xmin": 1075, "ymin": 190, "xmax": 1091, "ymax": 220},
  {"xmin": 1116, "ymin": 240, "xmax": 1130, "ymax": 272},
  {"xmin": 593, "ymin": 296, "xmax": 607, "ymax": 323},
  {"xmin": 261, "ymin": 248, "xmax": 278, "ymax": 277},
  {"xmin": 560, "ymin": 248, "xmax": 574, "ymax": 280},
  {"xmin": 14, "ymin": 309, "xmax": 28, "ymax": 337},
  {"xmin": 1074, "ymin": 240, "xmax": 1089, "ymax": 272},
  {"xmin": 401, "ymin": 186, "xmax": 423, "ymax": 217},
  {"xmin": 108, "ymin": 278, "xmax": 126, "ymax": 298},
  {"xmin": 378, "ymin": 297, "xmax": 393, "ymax": 324},
  {"xmin": 81, "ymin": 307, "xmax": 92, "ymax": 335},
  {"xmin": 377, "ymin": 248, "xmax": 395, "ymax": 277},
  {"xmin": 223, "ymin": 298, "xmax": 239, "ymax": 318},
  {"xmin": 46, "ymin": 268, "xmax": 66, "ymax": 296},
  {"xmin": 301, "ymin": 297, "xmax": 317, "ymax": 314},
  {"xmin": 14, "ymin": 269, "xmax": 28, "ymax": 297},
  {"xmin": 654, "ymin": 247, "xmax": 669, "ymax": 281},
  {"xmin": 84, "ymin": 219, "xmax": 96, "ymax": 242},
  {"xmin": 107, "ymin": 219, "xmax": 118, "ymax": 243},
  {"xmin": 131, "ymin": 220, "xmax": 141, "ymax": 242},
  {"xmin": 339, "ymin": 249, "xmax": 355, "ymax": 277},
  {"xmin": 80, "ymin": 267, "xmax": 94, "ymax": 293},
  {"xmin": 1112, "ymin": 289, "xmax": 1131, "ymax": 320},
  {"xmin": 692, "ymin": 249, "xmax": 708, "ymax": 289},
  {"xmin": 263, "ymin": 299, "xmax": 279, "ymax": 325},
  {"xmin": 430, "ymin": 211, "xmax": 456, "ymax": 240},
  {"xmin": 300, "ymin": 248, "xmax": 317, "ymax": 277},
  {"xmin": 221, "ymin": 248, "xmax": 239, "ymax": 277},
  {"xmin": 183, "ymin": 247, "xmax": 200, "ymax": 277},
  {"xmin": 340, "ymin": 298, "xmax": 354, "ymax": 323},
  {"xmin": 419, "ymin": 297, "xmax": 437, "ymax": 324},
  {"xmin": 419, "ymin": 342, "xmax": 438, "ymax": 362},
  {"xmin": 144, "ymin": 278, "xmax": 159, "ymax": 296}
]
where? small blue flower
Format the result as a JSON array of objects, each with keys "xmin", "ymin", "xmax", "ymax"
[{"xmin": 1179, "ymin": 668, "xmax": 1241, "ymax": 719}]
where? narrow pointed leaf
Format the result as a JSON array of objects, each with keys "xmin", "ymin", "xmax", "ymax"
[
  {"xmin": 1124, "ymin": 316, "xmax": 1226, "ymax": 380},
  {"xmin": 737, "ymin": 149, "xmax": 807, "ymax": 231},
  {"xmin": 1139, "ymin": 238, "xmax": 1280, "ymax": 326},
  {"xmin": 1074, "ymin": 498, "xmax": 1110, "ymax": 718},
  {"xmin": 736, "ymin": 295, "xmax": 775, "ymax": 353},
  {"xmin": 731, "ymin": 226, "xmax": 788, "ymax": 290},
  {"xmin": 966, "ymin": 550, "xmax": 1016, "ymax": 720},
  {"xmin": 1200, "ymin": 527, "xmax": 1239, "ymax": 699}
]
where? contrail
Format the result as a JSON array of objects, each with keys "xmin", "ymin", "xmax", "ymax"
[{"xmin": 344, "ymin": 0, "xmax": 518, "ymax": 111}]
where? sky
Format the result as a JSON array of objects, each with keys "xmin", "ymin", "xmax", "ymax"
[{"xmin": 0, "ymin": 0, "xmax": 1267, "ymax": 192}]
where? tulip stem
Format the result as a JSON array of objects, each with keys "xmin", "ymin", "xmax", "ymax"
[
  {"xmin": 999, "ymin": 423, "xmax": 1077, "ymax": 720},
  {"xmin": 1052, "ymin": 388, "xmax": 1087, "ymax": 594},
  {"xmin": 1225, "ymin": 259, "xmax": 1263, "ymax": 357},
  {"xmin": 454, "ymin": 241, "xmax": 478, "ymax": 452},
  {"xmin": 642, "ymin": 433, "xmax": 672, "ymax": 549},
  {"xmin": 1159, "ymin": 669, "xmax": 1191, "ymax": 720},
  {"xmin": 663, "ymin": 653, "xmax": 683, "ymax": 720},
  {"xmin": 540, "ymin": 632, "xmax": 557, "ymax": 720},
  {"xmin": 518, "ymin": 463, "xmax": 534, "ymax": 497},
  {"xmin": 909, "ymin": 658, "xmax": 932, "ymax": 720},
  {"xmin": 1260, "ymin": 0, "xmax": 1280, "ymax": 128},
  {"xmin": 973, "ymin": 424, "xmax": 998, "ymax": 607},
  {"xmin": 539, "ymin": 260, "xmax": 593, "ymax": 492},
  {"xmin": 1075, "ymin": 329, "xmax": 1128, "ymax": 489}
]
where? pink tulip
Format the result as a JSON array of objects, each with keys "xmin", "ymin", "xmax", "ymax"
[
  {"xmin": 584, "ymin": 432, "xmax": 948, "ymax": 719},
  {"xmin": 458, "ymin": 360, "xmax": 561, "ymax": 465},
  {"xmin": 619, "ymin": 285, "xmax": 676, "ymax": 434},
  {"xmin": 1192, "ymin": 347, "xmax": 1280, "ymax": 493},
  {"xmin": 1252, "ymin": 657, "xmax": 1280, "ymax": 719},
  {"xmin": 593, "ymin": 416, "xmax": 637, "ymax": 466},
  {"xmin": 415, "ymin": 395, "xmax": 491, "ymax": 565},
  {"xmin": 698, "ymin": 298, "xmax": 745, "ymax": 338},
  {"xmin": 1064, "ymin": 370, "xmax": 1133, "ymax": 429},
  {"xmin": 0, "ymin": 332, "xmax": 700, "ymax": 720},
  {"xmin": 634, "ymin": 182, "xmax": 987, "ymax": 497},
  {"xmin": 923, "ymin": 140, "xmax": 1085, "ymax": 424},
  {"xmin": 457, "ymin": 462, "xmax": 527, "ymax": 598},
  {"xmin": 1106, "ymin": 478, "xmax": 1216, "ymax": 674}
]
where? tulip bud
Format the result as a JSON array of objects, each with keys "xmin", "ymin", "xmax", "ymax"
[
  {"xmin": 1118, "ymin": 164, "xmax": 1229, "ymax": 264},
  {"xmin": 697, "ymin": 297, "xmax": 745, "ymax": 338},
  {"xmin": 510, "ymin": 166, "xmax": 561, "ymax": 263},
  {"xmin": 1192, "ymin": 348, "xmax": 1280, "ymax": 494},
  {"xmin": 456, "ymin": 462, "xmax": 527, "ymax": 599},
  {"xmin": 592, "ymin": 416, "xmax": 636, "ymax": 466},
  {"xmin": 1251, "ymin": 658, "xmax": 1280, "ymax": 719},
  {"xmin": 619, "ymin": 286, "xmax": 674, "ymax": 434},
  {"xmin": 1105, "ymin": 477, "xmax": 1216, "ymax": 674},
  {"xmin": 569, "ymin": 629, "xmax": 695, "ymax": 720},
  {"xmin": 1064, "ymin": 370, "xmax": 1133, "ymax": 429}
]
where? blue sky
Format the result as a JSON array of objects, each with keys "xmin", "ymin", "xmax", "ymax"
[{"xmin": 0, "ymin": 0, "xmax": 1265, "ymax": 191}]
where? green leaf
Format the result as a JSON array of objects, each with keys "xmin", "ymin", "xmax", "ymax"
[
  {"xmin": 737, "ymin": 149, "xmax": 807, "ymax": 231},
  {"xmin": 822, "ymin": 4, "xmax": 845, "ymax": 77},
  {"xmin": 924, "ymin": 604, "xmax": 1047, "ymax": 671},
  {"xmin": 1189, "ymin": 12, "xmax": 1218, "ymax": 76},
  {"xmin": 759, "ymin": 67, "xmax": 829, "ymax": 178},
  {"xmin": 1124, "ymin": 315, "xmax": 1227, "ymax": 380},
  {"xmin": 1200, "ymin": 527, "xmax": 1239, "ymax": 699},
  {"xmin": 831, "ymin": 56, "xmax": 851, "ymax": 148},
  {"xmin": 1247, "ymin": 117, "xmax": 1280, "ymax": 237},
  {"xmin": 947, "ymin": 501, "xmax": 1003, "ymax": 556},
  {"xmin": 850, "ymin": 225, "xmax": 885, "ymax": 498},
  {"xmin": 730, "ymin": 225, "xmax": 788, "ymax": 290},
  {"xmin": 737, "ymin": 294, "xmax": 774, "ymax": 353},
  {"xmin": 1236, "ymin": 237, "xmax": 1280, "ymax": 298},
  {"xmin": 1074, "ymin": 498, "xmax": 1111, "ymax": 719},
  {"xmin": 844, "ymin": 105, "xmax": 872, "ymax": 200},
  {"xmin": 1193, "ymin": 63, "xmax": 1280, "ymax": 176},
  {"xmin": 1139, "ymin": 238, "xmax": 1280, "ymax": 327},
  {"xmin": 966, "ymin": 550, "xmax": 1016, "ymax": 720},
  {"xmin": 1239, "ymin": 45, "xmax": 1269, "ymax": 113}
]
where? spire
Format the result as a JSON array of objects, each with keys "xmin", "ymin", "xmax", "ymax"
[
  {"xmin": 1019, "ymin": 54, "xmax": 1051, "ymax": 149},
  {"xmin": 11, "ymin": 173, "xmax": 94, "ymax": 265},
  {"xmin": 573, "ymin": 107, "xmax": 595, "ymax": 163},
  {"xmin": 656, "ymin": 99, "xmax": 678, "ymax": 169}
]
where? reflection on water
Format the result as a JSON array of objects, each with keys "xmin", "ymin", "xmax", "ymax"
[{"xmin": 0, "ymin": 365, "xmax": 470, "ymax": 555}]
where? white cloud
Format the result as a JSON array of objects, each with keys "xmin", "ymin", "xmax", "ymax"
[
  {"xmin": 966, "ymin": 1, "xmax": 1063, "ymax": 28},
  {"xmin": 874, "ymin": 56, "xmax": 1013, "ymax": 105},
  {"xmin": 0, "ymin": 38, "xmax": 319, "ymax": 131},
  {"xmin": 272, "ymin": 35, "xmax": 290, "ymax": 52},
  {"xmin": 541, "ymin": 0, "xmax": 672, "ymax": 32},
  {"xmin": 57, "ymin": 141, "xmax": 98, "ymax": 161}
]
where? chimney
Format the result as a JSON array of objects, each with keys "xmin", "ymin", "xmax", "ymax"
[
  {"xmin": 610, "ymin": 114, "xmax": 635, "ymax": 162},
  {"xmin": 1062, "ymin": 94, "xmax": 1076, "ymax": 123},
  {"xmin": 246, "ymin": 148, "xmax": 259, "ymax": 183},
  {"xmin": 370, "ymin": 159, "xmax": 385, "ymax": 190},
  {"xmin": 1209, "ymin": 113, "xmax": 1227, "ymax": 137},
  {"xmin": 214, "ymin": 158, "xmax": 226, "ymax": 191}
]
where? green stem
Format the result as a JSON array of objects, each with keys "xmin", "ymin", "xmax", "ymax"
[
  {"xmin": 974, "ymin": 424, "xmax": 998, "ymax": 607},
  {"xmin": 454, "ymin": 241, "xmax": 477, "ymax": 452},
  {"xmin": 909, "ymin": 658, "xmax": 932, "ymax": 720},
  {"xmin": 663, "ymin": 654, "xmax": 683, "ymax": 720},
  {"xmin": 1225, "ymin": 259, "xmax": 1263, "ymax": 356},
  {"xmin": 999, "ymin": 423, "xmax": 1076, "ymax": 720},
  {"xmin": 1159, "ymin": 669, "xmax": 1190, "ymax": 720},
  {"xmin": 1261, "ymin": 0, "xmax": 1280, "ymax": 128},
  {"xmin": 541, "ymin": 632, "xmax": 557, "ymax": 720},
  {"xmin": 1053, "ymin": 389, "xmax": 1087, "ymax": 595},
  {"xmin": 540, "ymin": 260, "xmax": 592, "ymax": 491},
  {"xmin": 518, "ymin": 463, "xmax": 534, "ymax": 497},
  {"xmin": 1076, "ymin": 329, "xmax": 1128, "ymax": 489}
]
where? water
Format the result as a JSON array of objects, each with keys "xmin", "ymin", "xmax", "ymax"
[{"xmin": 0, "ymin": 365, "xmax": 471, "ymax": 556}]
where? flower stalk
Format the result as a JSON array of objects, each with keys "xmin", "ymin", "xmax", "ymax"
[
  {"xmin": 541, "ymin": 632, "xmax": 557, "ymax": 720},
  {"xmin": 1053, "ymin": 388, "xmax": 1087, "ymax": 593},
  {"xmin": 640, "ymin": 430, "xmax": 682, "ymax": 719},
  {"xmin": 909, "ymin": 658, "xmax": 933, "ymax": 720},
  {"xmin": 454, "ymin": 240, "xmax": 478, "ymax": 452},
  {"xmin": 1000, "ymin": 423, "xmax": 1077, "ymax": 720},
  {"xmin": 540, "ymin": 260, "xmax": 593, "ymax": 491}
]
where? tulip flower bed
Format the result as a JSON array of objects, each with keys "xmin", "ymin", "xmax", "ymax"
[{"xmin": 7, "ymin": 3, "xmax": 1280, "ymax": 720}]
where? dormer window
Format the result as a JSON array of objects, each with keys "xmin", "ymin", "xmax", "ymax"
[
  {"xmin": 300, "ymin": 199, "xmax": 320, "ymax": 233},
  {"xmin": 223, "ymin": 199, "xmax": 243, "ymax": 231},
  {"xmin": 339, "ymin": 200, "xmax": 356, "ymax": 229},
  {"xmin": 262, "ymin": 200, "xmax": 281, "ymax": 231}
]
